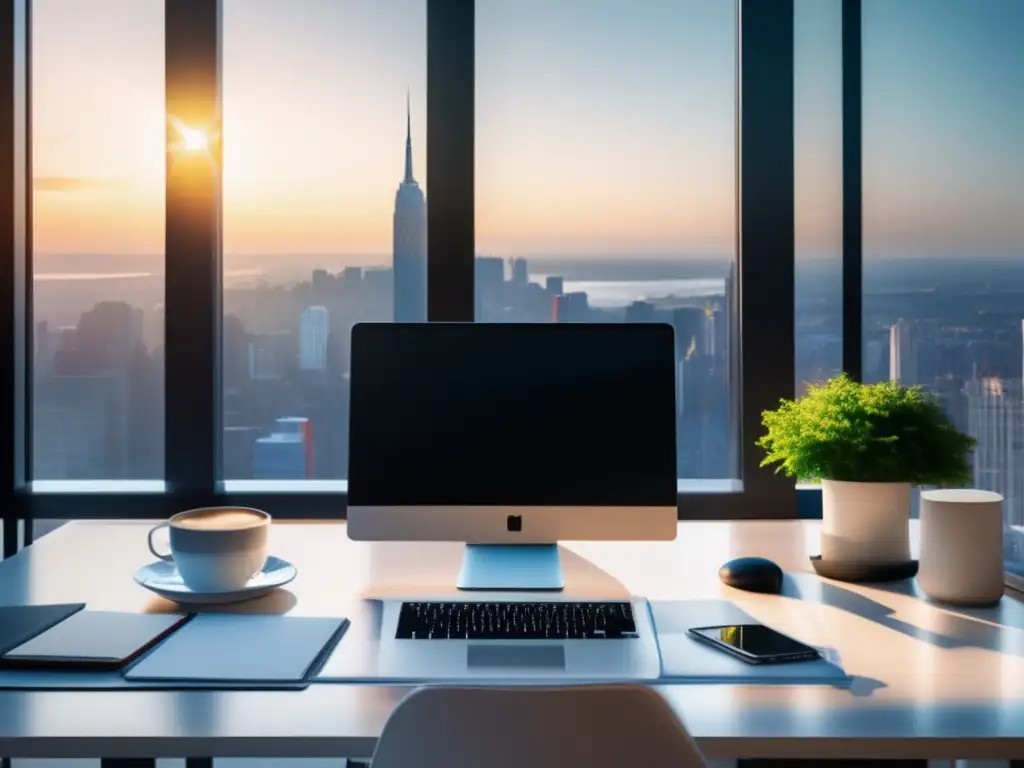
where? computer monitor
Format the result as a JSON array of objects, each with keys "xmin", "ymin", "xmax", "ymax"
[{"xmin": 347, "ymin": 322, "xmax": 678, "ymax": 590}]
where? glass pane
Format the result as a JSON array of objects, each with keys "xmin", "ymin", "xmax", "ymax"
[
  {"xmin": 32, "ymin": 0, "xmax": 165, "ymax": 480},
  {"xmin": 222, "ymin": 0, "xmax": 426, "ymax": 481},
  {"xmin": 863, "ymin": 1, "xmax": 1024, "ymax": 532},
  {"xmin": 475, "ymin": 0, "xmax": 738, "ymax": 482},
  {"xmin": 794, "ymin": 0, "xmax": 843, "ymax": 398}
]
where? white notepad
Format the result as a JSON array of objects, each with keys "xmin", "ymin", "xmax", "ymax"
[
  {"xmin": 124, "ymin": 613, "xmax": 348, "ymax": 684},
  {"xmin": 650, "ymin": 600, "xmax": 851, "ymax": 686}
]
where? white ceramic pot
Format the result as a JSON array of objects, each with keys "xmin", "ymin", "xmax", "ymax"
[
  {"xmin": 918, "ymin": 489, "xmax": 1004, "ymax": 605},
  {"xmin": 820, "ymin": 480, "xmax": 911, "ymax": 564}
]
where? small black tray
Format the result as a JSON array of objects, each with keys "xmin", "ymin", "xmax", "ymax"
[{"xmin": 810, "ymin": 556, "xmax": 918, "ymax": 583}]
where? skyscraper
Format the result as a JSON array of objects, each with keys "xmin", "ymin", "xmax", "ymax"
[
  {"xmin": 510, "ymin": 257, "xmax": 529, "ymax": 286},
  {"xmin": 554, "ymin": 292, "xmax": 590, "ymax": 323},
  {"xmin": 475, "ymin": 256, "xmax": 505, "ymax": 320},
  {"xmin": 393, "ymin": 95, "xmax": 427, "ymax": 322},
  {"xmin": 299, "ymin": 305, "xmax": 330, "ymax": 372},
  {"xmin": 890, "ymin": 318, "xmax": 918, "ymax": 384},
  {"xmin": 545, "ymin": 276, "xmax": 564, "ymax": 296},
  {"xmin": 967, "ymin": 377, "xmax": 1024, "ymax": 527},
  {"xmin": 671, "ymin": 307, "xmax": 706, "ymax": 360}
]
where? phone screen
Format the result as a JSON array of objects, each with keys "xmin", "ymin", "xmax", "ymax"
[{"xmin": 690, "ymin": 624, "xmax": 818, "ymax": 659}]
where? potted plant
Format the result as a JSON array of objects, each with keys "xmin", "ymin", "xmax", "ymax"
[{"xmin": 757, "ymin": 374, "xmax": 975, "ymax": 565}]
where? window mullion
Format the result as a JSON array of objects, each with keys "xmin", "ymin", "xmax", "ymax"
[
  {"xmin": 426, "ymin": 0, "xmax": 474, "ymax": 323},
  {"xmin": 841, "ymin": 0, "xmax": 863, "ymax": 382},
  {"xmin": 737, "ymin": 0, "xmax": 797, "ymax": 514},
  {"xmin": 1, "ymin": 0, "xmax": 30, "ymax": 554},
  {"xmin": 164, "ymin": 0, "xmax": 222, "ymax": 502}
]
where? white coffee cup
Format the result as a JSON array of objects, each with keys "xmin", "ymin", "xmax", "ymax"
[{"xmin": 148, "ymin": 507, "xmax": 271, "ymax": 593}]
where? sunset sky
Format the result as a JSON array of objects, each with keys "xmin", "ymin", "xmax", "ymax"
[{"xmin": 29, "ymin": 0, "xmax": 1024, "ymax": 265}]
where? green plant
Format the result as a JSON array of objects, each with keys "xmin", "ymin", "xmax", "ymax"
[{"xmin": 757, "ymin": 374, "xmax": 975, "ymax": 485}]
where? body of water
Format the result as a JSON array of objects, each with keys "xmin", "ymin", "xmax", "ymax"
[{"xmin": 536, "ymin": 276, "xmax": 725, "ymax": 309}]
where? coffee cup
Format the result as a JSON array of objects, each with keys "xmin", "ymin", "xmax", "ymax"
[{"xmin": 148, "ymin": 507, "xmax": 271, "ymax": 593}]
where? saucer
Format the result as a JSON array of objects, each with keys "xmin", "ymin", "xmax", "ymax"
[{"xmin": 134, "ymin": 556, "xmax": 298, "ymax": 605}]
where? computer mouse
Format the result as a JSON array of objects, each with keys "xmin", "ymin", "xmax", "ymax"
[{"xmin": 718, "ymin": 556, "xmax": 784, "ymax": 594}]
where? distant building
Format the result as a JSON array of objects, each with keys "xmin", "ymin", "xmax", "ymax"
[
  {"xmin": 393, "ymin": 96, "xmax": 427, "ymax": 323},
  {"xmin": 311, "ymin": 269, "xmax": 331, "ymax": 293},
  {"xmin": 339, "ymin": 266, "xmax": 363, "ymax": 294},
  {"xmin": 967, "ymin": 377, "xmax": 1024, "ymax": 527},
  {"xmin": 57, "ymin": 325, "xmax": 77, "ymax": 351},
  {"xmin": 223, "ymin": 425, "xmax": 261, "ymax": 479},
  {"xmin": 34, "ymin": 376, "xmax": 125, "ymax": 479},
  {"xmin": 510, "ymin": 257, "xmax": 528, "ymax": 286},
  {"xmin": 253, "ymin": 417, "xmax": 314, "ymax": 480},
  {"xmin": 865, "ymin": 339, "xmax": 886, "ymax": 383},
  {"xmin": 890, "ymin": 318, "xmax": 919, "ymax": 384},
  {"xmin": 671, "ymin": 307, "xmax": 706, "ymax": 360},
  {"xmin": 702, "ymin": 304, "xmax": 716, "ymax": 358},
  {"xmin": 545, "ymin": 276, "xmax": 564, "ymax": 296},
  {"xmin": 35, "ymin": 320, "xmax": 56, "ymax": 376},
  {"xmin": 247, "ymin": 332, "xmax": 290, "ymax": 381},
  {"xmin": 554, "ymin": 292, "xmax": 590, "ymax": 323},
  {"xmin": 299, "ymin": 306, "xmax": 330, "ymax": 372},
  {"xmin": 625, "ymin": 300, "xmax": 657, "ymax": 323},
  {"xmin": 475, "ymin": 257, "xmax": 505, "ymax": 320},
  {"xmin": 363, "ymin": 268, "xmax": 392, "ymax": 297},
  {"xmin": 76, "ymin": 301, "xmax": 144, "ymax": 368},
  {"xmin": 222, "ymin": 315, "xmax": 249, "ymax": 391}
]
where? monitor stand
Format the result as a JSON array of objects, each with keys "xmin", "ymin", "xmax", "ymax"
[{"xmin": 456, "ymin": 544, "xmax": 566, "ymax": 591}]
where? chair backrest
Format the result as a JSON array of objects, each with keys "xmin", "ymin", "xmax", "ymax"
[{"xmin": 369, "ymin": 684, "xmax": 708, "ymax": 768}]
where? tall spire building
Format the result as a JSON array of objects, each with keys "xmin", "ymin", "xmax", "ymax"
[{"xmin": 393, "ymin": 94, "xmax": 427, "ymax": 322}]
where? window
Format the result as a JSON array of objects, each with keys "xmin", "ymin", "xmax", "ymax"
[
  {"xmin": 221, "ymin": 0, "xmax": 426, "ymax": 482},
  {"xmin": 31, "ymin": 0, "xmax": 165, "ymax": 482},
  {"xmin": 475, "ymin": 0, "xmax": 739, "ymax": 483},
  {"xmin": 3, "ymin": 0, "xmax": 799, "ymax": 544},
  {"xmin": 862, "ymin": 0, "xmax": 1024, "ymax": 531},
  {"xmin": 794, "ymin": 0, "xmax": 842, "ymax": 398}
]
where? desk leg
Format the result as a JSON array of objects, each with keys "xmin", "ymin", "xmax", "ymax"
[{"xmin": 186, "ymin": 759, "xmax": 213, "ymax": 768}]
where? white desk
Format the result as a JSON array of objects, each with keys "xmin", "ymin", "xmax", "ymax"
[{"xmin": 2, "ymin": 520, "xmax": 1024, "ymax": 762}]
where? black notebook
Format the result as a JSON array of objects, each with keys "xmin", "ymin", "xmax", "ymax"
[
  {"xmin": 0, "ymin": 610, "xmax": 191, "ymax": 671},
  {"xmin": 0, "ymin": 604, "xmax": 85, "ymax": 656}
]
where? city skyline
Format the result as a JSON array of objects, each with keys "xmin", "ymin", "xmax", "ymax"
[{"xmin": 28, "ymin": 0, "xmax": 1023, "ymax": 265}]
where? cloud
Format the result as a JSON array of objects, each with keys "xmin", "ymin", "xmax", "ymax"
[{"xmin": 33, "ymin": 176, "xmax": 119, "ymax": 191}]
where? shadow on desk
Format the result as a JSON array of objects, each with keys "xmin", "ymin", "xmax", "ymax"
[{"xmin": 784, "ymin": 572, "xmax": 1024, "ymax": 658}]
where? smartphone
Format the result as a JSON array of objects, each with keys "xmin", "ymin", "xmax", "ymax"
[{"xmin": 687, "ymin": 623, "xmax": 821, "ymax": 665}]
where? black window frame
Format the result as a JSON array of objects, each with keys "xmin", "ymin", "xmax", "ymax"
[{"xmin": 2, "ymin": 0, "xmax": 814, "ymax": 555}]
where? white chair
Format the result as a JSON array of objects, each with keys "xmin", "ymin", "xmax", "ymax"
[{"xmin": 368, "ymin": 684, "xmax": 708, "ymax": 768}]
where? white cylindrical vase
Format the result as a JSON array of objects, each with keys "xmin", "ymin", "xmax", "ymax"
[
  {"xmin": 918, "ymin": 489, "xmax": 1004, "ymax": 606},
  {"xmin": 820, "ymin": 480, "xmax": 911, "ymax": 564}
]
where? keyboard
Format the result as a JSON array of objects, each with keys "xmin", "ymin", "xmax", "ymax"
[{"xmin": 396, "ymin": 601, "xmax": 638, "ymax": 640}]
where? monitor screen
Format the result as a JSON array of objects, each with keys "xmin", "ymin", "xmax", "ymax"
[{"xmin": 348, "ymin": 323, "xmax": 677, "ymax": 507}]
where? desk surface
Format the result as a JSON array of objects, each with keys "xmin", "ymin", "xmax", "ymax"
[{"xmin": 2, "ymin": 519, "xmax": 1024, "ymax": 761}]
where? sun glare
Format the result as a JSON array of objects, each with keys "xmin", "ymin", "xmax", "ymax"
[{"xmin": 182, "ymin": 127, "xmax": 208, "ymax": 152}]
